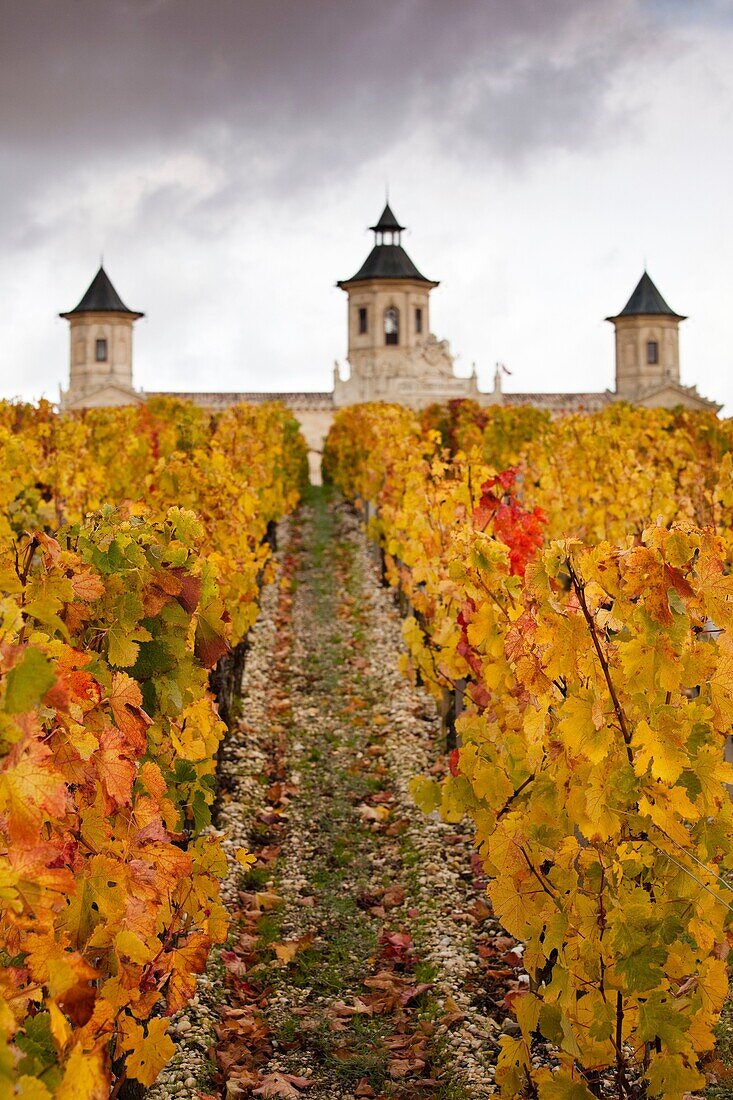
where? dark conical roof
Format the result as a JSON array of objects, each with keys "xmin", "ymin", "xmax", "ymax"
[
  {"xmin": 608, "ymin": 271, "xmax": 685, "ymax": 321},
  {"xmin": 339, "ymin": 203, "xmax": 436, "ymax": 286},
  {"xmin": 340, "ymin": 244, "xmax": 434, "ymax": 285},
  {"xmin": 60, "ymin": 266, "xmax": 143, "ymax": 319},
  {"xmin": 370, "ymin": 202, "xmax": 405, "ymax": 233}
]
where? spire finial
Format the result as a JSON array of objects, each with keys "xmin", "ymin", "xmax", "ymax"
[{"xmin": 370, "ymin": 199, "xmax": 405, "ymax": 243}]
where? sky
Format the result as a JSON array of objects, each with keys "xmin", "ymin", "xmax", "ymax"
[{"xmin": 2, "ymin": 0, "xmax": 733, "ymax": 408}]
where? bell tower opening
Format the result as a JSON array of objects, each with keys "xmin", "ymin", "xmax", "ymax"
[{"xmin": 384, "ymin": 306, "xmax": 399, "ymax": 345}]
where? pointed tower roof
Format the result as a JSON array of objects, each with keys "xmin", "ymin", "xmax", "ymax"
[
  {"xmin": 370, "ymin": 202, "xmax": 405, "ymax": 233},
  {"xmin": 342, "ymin": 245, "xmax": 433, "ymax": 284},
  {"xmin": 607, "ymin": 271, "xmax": 686, "ymax": 322},
  {"xmin": 338, "ymin": 203, "xmax": 437, "ymax": 287},
  {"xmin": 60, "ymin": 266, "xmax": 144, "ymax": 319}
]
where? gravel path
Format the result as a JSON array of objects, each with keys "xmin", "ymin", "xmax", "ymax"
[{"xmin": 150, "ymin": 490, "xmax": 524, "ymax": 1099}]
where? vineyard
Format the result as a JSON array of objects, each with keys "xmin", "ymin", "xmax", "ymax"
[
  {"xmin": 0, "ymin": 399, "xmax": 308, "ymax": 1098},
  {"xmin": 4, "ymin": 396, "xmax": 733, "ymax": 1099}
]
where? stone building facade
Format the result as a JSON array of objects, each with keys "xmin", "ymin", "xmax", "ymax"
[
  {"xmin": 333, "ymin": 204, "xmax": 481, "ymax": 408},
  {"xmin": 58, "ymin": 202, "xmax": 720, "ymax": 480}
]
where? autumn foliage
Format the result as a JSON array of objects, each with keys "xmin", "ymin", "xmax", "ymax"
[
  {"xmin": 324, "ymin": 401, "xmax": 733, "ymax": 1099},
  {"xmin": 0, "ymin": 399, "xmax": 308, "ymax": 1096}
]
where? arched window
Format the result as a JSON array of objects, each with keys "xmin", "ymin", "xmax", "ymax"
[{"xmin": 384, "ymin": 306, "xmax": 399, "ymax": 345}]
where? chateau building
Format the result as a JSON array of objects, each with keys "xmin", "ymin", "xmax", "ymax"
[{"xmin": 58, "ymin": 203, "xmax": 720, "ymax": 479}]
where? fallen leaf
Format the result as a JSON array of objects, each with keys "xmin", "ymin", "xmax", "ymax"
[
  {"xmin": 379, "ymin": 930, "xmax": 414, "ymax": 963},
  {"xmin": 255, "ymin": 891, "xmax": 284, "ymax": 910},
  {"xmin": 357, "ymin": 803, "xmax": 390, "ymax": 823},
  {"xmin": 440, "ymin": 990, "xmax": 466, "ymax": 1026},
  {"xmin": 355, "ymin": 887, "xmax": 383, "ymax": 910},
  {"xmin": 388, "ymin": 1059, "xmax": 411, "ymax": 1079},
  {"xmin": 273, "ymin": 933, "xmax": 314, "ymax": 966},
  {"xmin": 255, "ymin": 844, "xmax": 281, "ymax": 867},
  {"xmin": 273, "ymin": 942, "xmax": 299, "ymax": 965},
  {"xmin": 469, "ymin": 899, "xmax": 492, "ymax": 921},
  {"xmin": 252, "ymin": 1073, "xmax": 312, "ymax": 1097},
  {"xmin": 400, "ymin": 982, "xmax": 432, "ymax": 1007},
  {"xmin": 221, "ymin": 950, "xmax": 248, "ymax": 978},
  {"xmin": 382, "ymin": 886, "xmax": 406, "ymax": 909}
]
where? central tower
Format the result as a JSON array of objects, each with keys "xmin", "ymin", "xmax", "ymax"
[{"xmin": 335, "ymin": 203, "xmax": 473, "ymax": 407}]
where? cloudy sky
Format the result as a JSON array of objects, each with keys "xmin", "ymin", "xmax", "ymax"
[{"xmin": 2, "ymin": 0, "xmax": 733, "ymax": 408}]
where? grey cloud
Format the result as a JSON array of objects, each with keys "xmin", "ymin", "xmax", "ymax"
[
  {"xmin": 452, "ymin": 54, "xmax": 632, "ymax": 163},
  {"xmin": 0, "ymin": 0, "xmax": 673, "ymax": 247},
  {"xmin": 5, "ymin": 0, "xmax": 728, "ymax": 410}
]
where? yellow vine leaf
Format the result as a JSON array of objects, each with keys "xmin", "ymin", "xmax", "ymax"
[
  {"xmin": 55, "ymin": 1044, "xmax": 107, "ymax": 1100},
  {"xmin": 119, "ymin": 1017, "xmax": 175, "ymax": 1087}
]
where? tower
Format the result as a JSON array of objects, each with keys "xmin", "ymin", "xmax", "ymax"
[
  {"xmin": 335, "ymin": 203, "xmax": 449, "ymax": 406},
  {"xmin": 60, "ymin": 266, "xmax": 144, "ymax": 409},
  {"xmin": 606, "ymin": 271, "xmax": 686, "ymax": 398}
]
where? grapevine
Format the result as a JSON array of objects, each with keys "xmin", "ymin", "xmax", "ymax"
[
  {"xmin": 0, "ymin": 399, "xmax": 308, "ymax": 1095},
  {"xmin": 324, "ymin": 401, "xmax": 733, "ymax": 1098}
]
